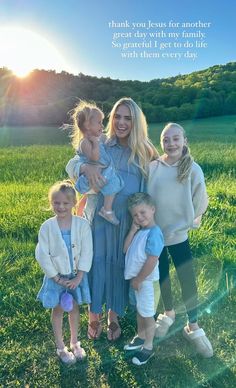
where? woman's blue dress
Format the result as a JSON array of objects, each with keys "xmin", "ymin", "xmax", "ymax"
[{"xmin": 88, "ymin": 138, "xmax": 143, "ymax": 316}]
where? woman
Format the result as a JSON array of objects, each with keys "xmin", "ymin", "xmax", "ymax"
[{"xmin": 66, "ymin": 97, "xmax": 158, "ymax": 340}]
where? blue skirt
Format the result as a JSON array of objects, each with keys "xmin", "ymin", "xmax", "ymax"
[{"xmin": 37, "ymin": 273, "xmax": 91, "ymax": 309}]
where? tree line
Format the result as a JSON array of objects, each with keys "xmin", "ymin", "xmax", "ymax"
[{"xmin": 0, "ymin": 62, "xmax": 236, "ymax": 126}]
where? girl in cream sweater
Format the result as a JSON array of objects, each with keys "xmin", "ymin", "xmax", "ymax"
[
  {"xmin": 148, "ymin": 123, "xmax": 213, "ymax": 358},
  {"xmin": 36, "ymin": 180, "xmax": 93, "ymax": 364}
]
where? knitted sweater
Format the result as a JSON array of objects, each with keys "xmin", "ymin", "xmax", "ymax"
[
  {"xmin": 148, "ymin": 157, "xmax": 208, "ymax": 246},
  {"xmin": 35, "ymin": 215, "xmax": 93, "ymax": 278}
]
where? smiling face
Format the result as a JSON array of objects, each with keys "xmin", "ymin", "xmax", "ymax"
[
  {"xmin": 112, "ymin": 104, "xmax": 132, "ymax": 145},
  {"xmin": 51, "ymin": 191, "xmax": 76, "ymax": 220},
  {"xmin": 161, "ymin": 125, "xmax": 186, "ymax": 164},
  {"xmin": 86, "ymin": 110, "xmax": 104, "ymax": 137},
  {"xmin": 130, "ymin": 203, "xmax": 156, "ymax": 229}
]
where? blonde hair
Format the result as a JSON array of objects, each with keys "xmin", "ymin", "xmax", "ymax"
[
  {"xmin": 161, "ymin": 123, "xmax": 193, "ymax": 183},
  {"xmin": 107, "ymin": 97, "xmax": 158, "ymax": 177},
  {"xmin": 70, "ymin": 100, "xmax": 104, "ymax": 150},
  {"xmin": 127, "ymin": 192, "xmax": 156, "ymax": 212},
  {"xmin": 48, "ymin": 179, "xmax": 77, "ymax": 208}
]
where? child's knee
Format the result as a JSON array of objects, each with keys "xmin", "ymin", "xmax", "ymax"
[
  {"xmin": 71, "ymin": 300, "xmax": 79, "ymax": 313},
  {"xmin": 52, "ymin": 304, "xmax": 64, "ymax": 317}
]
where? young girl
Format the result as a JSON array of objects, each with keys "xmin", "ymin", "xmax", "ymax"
[
  {"xmin": 148, "ymin": 123, "xmax": 213, "ymax": 358},
  {"xmin": 70, "ymin": 100, "xmax": 124, "ymax": 225},
  {"xmin": 36, "ymin": 180, "xmax": 93, "ymax": 364}
]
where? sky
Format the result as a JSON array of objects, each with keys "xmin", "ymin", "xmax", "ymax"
[{"xmin": 0, "ymin": 0, "xmax": 235, "ymax": 81}]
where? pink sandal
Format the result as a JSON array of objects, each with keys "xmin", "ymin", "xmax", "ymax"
[
  {"xmin": 70, "ymin": 341, "xmax": 86, "ymax": 360},
  {"xmin": 98, "ymin": 207, "xmax": 119, "ymax": 225},
  {"xmin": 56, "ymin": 346, "xmax": 76, "ymax": 364}
]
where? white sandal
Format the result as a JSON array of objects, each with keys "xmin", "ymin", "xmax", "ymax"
[
  {"xmin": 183, "ymin": 326, "xmax": 213, "ymax": 358},
  {"xmin": 56, "ymin": 346, "xmax": 76, "ymax": 364},
  {"xmin": 70, "ymin": 341, "xmax": 86, "ymax": 360},
  {"xmin": 155, "ymin": 314, "xmax": 175, "ymax": 338},
  {"xmin": 98, "ymin": 207, "xmax": 119, "ymax": 225}
]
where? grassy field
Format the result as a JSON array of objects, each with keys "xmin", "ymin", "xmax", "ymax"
[
  {"xmin": 0, "ymin": 126, "xmax": 69, "ymax": 147},
  {"xmin": 0, "ymin": 116, "xmax": 236, "ymax": 387}
]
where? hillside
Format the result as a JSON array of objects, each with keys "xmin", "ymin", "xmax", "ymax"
[{"xmin": 0, "ymin": 62, "xmax": 236, "ymax": 125}]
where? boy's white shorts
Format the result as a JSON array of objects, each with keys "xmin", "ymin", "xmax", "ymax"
[{"xmin": 133, "ymin": 280, "xmax": 160, "ymax": 318}]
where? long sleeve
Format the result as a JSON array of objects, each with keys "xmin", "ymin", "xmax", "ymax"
[
  {"xmin": 191, "ymin": 164, "xmax": 209, "ymax": 219},
  {"xmin": 35, "ymin": 223, "xmax": 58, "ymax": 278},
  {"xmin": 77, "ymin": 220, "xmax": 93, "ymax": 272},
  {"xmin": 147, "ymin": 159, "xmax": 208, "ymax": 245}
]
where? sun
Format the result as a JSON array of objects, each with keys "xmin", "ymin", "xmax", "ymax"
[{"xmin": 0, "ymin": 26, "xmax": 73, "ymax": 77}]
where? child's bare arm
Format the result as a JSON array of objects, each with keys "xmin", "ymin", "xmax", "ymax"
[
  {"xmin": 123, "ymin": 221, "xmax": 140, "ymax": 253},
  {"xmin": 80, "ymin": 137, "xmax": 100, "ymax": 162},
  {"xmin": 131, "ymin": 255, "xmax": 159, "ymax": 290}
]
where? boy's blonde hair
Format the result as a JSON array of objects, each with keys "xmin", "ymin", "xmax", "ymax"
[
  {"xmin": 48, "ymin": 180, "xmax": 77, "ymax": 208},
  {"xmin": 161, "ymin": 122, "xmax": 193, "ymax": 182},
  {"xmin": 70, "ymin": 100, "xmax": 104, "ymax": 150},
  {"xmin": 107, "ymin": 97, "xmax": 158, "ymax": 177},
  {"xmin": 127, "ymin": 192, "xmax": 156, "ymax": 212}
]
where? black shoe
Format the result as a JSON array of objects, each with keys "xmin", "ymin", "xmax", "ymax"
[
  {"xmin": 124, "ymin": 336, "xmax": 145, "ymax": 351},
  {"xmin": 132, "ymin": 347, "xmax": 154, "ymax": 365}
]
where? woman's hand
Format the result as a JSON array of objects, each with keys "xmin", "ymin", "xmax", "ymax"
[{"xmin": 82, "ymin": 164, "xmax": 106, "ymax": 191}]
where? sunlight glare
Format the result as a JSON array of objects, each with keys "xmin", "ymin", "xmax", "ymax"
[{"xmin": 0, "ymin": 26, "xmax": 73, "ymax": 77}]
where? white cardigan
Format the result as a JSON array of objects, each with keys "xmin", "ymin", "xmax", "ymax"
[{"xmin": 35, "ymin": 215, "xmax": 93, "ymax": 278}]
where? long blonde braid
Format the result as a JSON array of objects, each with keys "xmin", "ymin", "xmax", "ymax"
[{"xmin": 178, "ymin": 143, "xmax": 193, "ymax": 182}]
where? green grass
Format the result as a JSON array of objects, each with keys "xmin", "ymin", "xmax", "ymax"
[
  {"xmin": 0, "ymin": 126, "xmax": 69, "ymax": 147},
  {"xmin": 0, "ymin": 116, "xmax": 236, "ymax": 387}
]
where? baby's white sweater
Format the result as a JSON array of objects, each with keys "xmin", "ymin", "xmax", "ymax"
[{"xmin": 148, "ymin": 157, "xmax": 208, "ymax": 246}]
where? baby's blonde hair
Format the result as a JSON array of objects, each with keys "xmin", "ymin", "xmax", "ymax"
[
  {"xmin": 70, "ymin": 100, "xmax": 104, "ymax": 150},
  {"xmin": 107, "ymin": 97, "xmax": 158, "ymax": 177},
  {"xmin": 48, "ymin": 179, "xmax": 77, "ymax": 208},
  {"xmin": 161, "ymin": 123, "xmax": 193, "ymax": 182}
]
